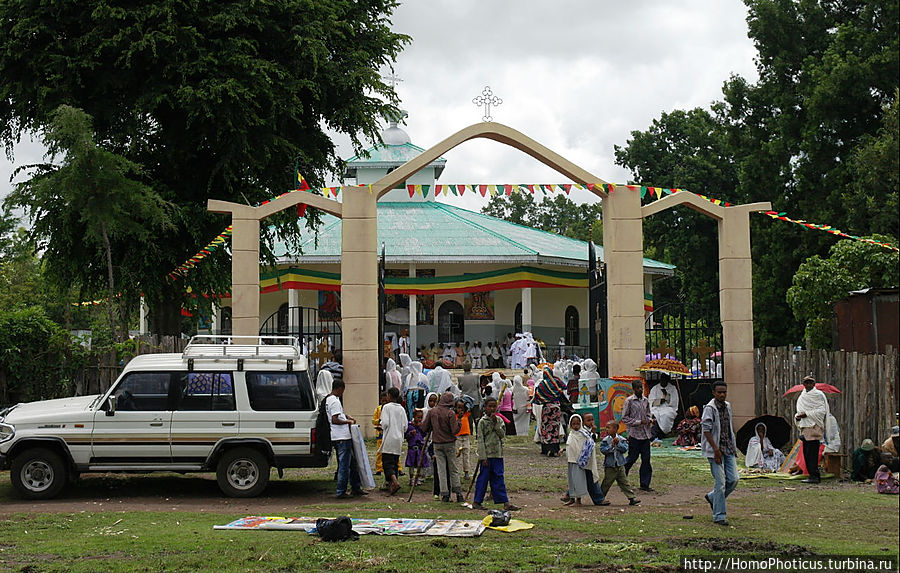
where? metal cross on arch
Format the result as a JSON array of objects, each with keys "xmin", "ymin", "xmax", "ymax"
[{"xmin": 473, "ymin": 86, "xmax": 502, "ymax": 122}]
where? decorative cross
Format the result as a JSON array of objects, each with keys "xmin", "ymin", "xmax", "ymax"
[
  {"xmin": 692, "ymin": 339, "xmax": 716, "ymax": 363},
  {"xmin": 652, "ymin": 338, "xmax": 674, "ymax": 358},
  {"xmin": 309, "ymin": 339, "xmax": 333, "ymax": 365},
  {"xmin": 382, "ymin": 71, "xmax": 403, "ymax": 89},
  {"xmin": 473, "ymin": 86, "xmax": 502, "ymax": 122}
]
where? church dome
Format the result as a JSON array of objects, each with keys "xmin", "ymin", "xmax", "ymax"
[{"xmin": 382, "ymin": 109, "xmax": 410, "ymax": 145}]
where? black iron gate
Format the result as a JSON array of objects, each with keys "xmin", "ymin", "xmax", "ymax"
[
  {"xmin": 259, "ymin": 305, "xmax": 342, "ymax": 378},
  {"xmin": 644, "ymin": 302, "xmax": 723, "ymax": 414}
]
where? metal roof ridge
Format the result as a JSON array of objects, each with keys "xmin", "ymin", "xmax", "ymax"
[{"xmin": 433, "ymin": 202, "xmax": 539, "ymax": 256}]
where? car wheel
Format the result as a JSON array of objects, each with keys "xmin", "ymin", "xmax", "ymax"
[
  {"xmin": 11, "ymin": 447, "xmax": 68, "ymax": 500},
  {"xmin": 216, "ymin": 447, "xmax": 270, "ymax": 498}
]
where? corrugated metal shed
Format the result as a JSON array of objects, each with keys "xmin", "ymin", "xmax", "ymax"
[{"xmin": 272, "ymin": 201, "xmax": 675, "ymax": 274}]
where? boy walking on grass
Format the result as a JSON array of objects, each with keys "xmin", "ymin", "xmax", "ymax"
[
  {"xmin": 472, "ymin": 397, "xmax": 520, "ymax": 511},
  {"xmin": 599, "ymin": 420, "xmax": 641, "ymax": 506}
]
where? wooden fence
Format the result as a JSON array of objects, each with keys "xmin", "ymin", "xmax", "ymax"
[
  {"xmin": 73, "ymin": 335, "xmax": 189, "ymax": 396},
  {"xmin": 754, "ymin": 346, "xmax": 898, "ymax": 466}
]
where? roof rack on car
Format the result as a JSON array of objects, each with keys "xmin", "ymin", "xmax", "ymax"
[{"xmin": 182, "ymin": 335, "xmax": 303, "ymax": 370}]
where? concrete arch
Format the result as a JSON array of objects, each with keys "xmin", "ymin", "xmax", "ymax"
[
  {"xmin": 640, "ymin": 191, "xmax": 726, "ymax": 220},
  {"xmin": 370, "ymin": 122, "xmax": 609, "ymax": 199}
]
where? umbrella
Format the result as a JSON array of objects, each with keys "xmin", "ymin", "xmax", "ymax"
[
  {"xmin": 782, "ymin": 382, "xmax": 841, "ymax": 396},
  {"xmin": 736, "ymin": 415, "xmax": 792, "ymax": 454},
  {"xmin": 637, "ymin": 357, "xmax": 691, "ymax": 376}
]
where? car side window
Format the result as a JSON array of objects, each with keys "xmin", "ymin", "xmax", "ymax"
[
  {"xmin": 176, "ymin": 372, "xmax": 235, "ymax": 411},
  {"xmin": 113, "ymin": 372, "xmax": 173, "ymax": 411},
  {"xmin": 246, "ymin": 371, "xmax": 314, "ymax": 411}
]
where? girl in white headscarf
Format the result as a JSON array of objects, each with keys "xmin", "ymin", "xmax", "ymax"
[
  {"xmin": 512, "ymin": 375, "xmax": 531, "ymax": 436},
  {"xmin": 315, "ymin": 368, "xmax": 333, "ymax": 403},
  {"xmin": 385, "ymin": 358, "xmax": 401, "ymax": 392},
  {"xmin": 565, "ymin": 413, "xmax": 599, "ymax": 506}
]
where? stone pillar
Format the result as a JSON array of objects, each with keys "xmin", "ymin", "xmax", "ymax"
[
  {"xmin": 139, "ymin": 296, "xmax": 149, "ymax": 335},
  {"xmin": 602, "ymin": 188, "xmax": 646, "ymax": 377},
  {"xmin": 408, "ymin": 264, "xmax": 417, "ymax": 354},
  {"xmin": 522, "ymin": 288, "xmax": 533, "ymax": 332},
  {"xmin": 718, "ymin": 206, "xmax": 756, "ymax": 428},
  {"xmin": 340, "ymin": 186, "xmax": 380, "ymax": 437},
  {"xmin": 230, "ymin": 212, "xmax": 261, "ymax": 342},
  {"xmin": 288, "ymin": 289, "xmax": 299, "ymax": 339}
]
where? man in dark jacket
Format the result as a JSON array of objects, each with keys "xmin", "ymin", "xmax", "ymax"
[{"xmin": 423, "ymin": 392, "xmax": 462, "ymax": 502}]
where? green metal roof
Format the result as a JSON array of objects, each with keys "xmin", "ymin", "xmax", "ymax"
[{"xmin": 272, "ymin": 201, "xmax": 675, "ymax": 274}]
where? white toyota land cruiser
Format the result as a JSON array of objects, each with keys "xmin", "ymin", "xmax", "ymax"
[{"xmin": 0, "ymin": 336, "xmax": 328, "ymax": 499}]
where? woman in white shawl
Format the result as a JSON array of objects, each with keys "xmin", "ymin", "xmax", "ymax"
[
  {"xmin": 564, "ymin": 413, "xmax": 599, "ymax": 506},
  {"xmin": 511, "ymin": 375, "xmax": 531, "ymax": 436},
  {"xmin": 398, "ymin": 353, "xmax": 413, "ymax": 392},
  {"xmin": 745, "ymin": 422, "xmax": 785, "ymax": 471},
  {"xmin": 385, "ymin": 358, "xmax": 402, "ymax": 392},
  {"xmin": 795, "ymin": 375, "xmax": 829, "ymax": 483},
  {"xmin": 315, "ymin": 368, "xmax": 333, "ymax": 404},
  {"xmin": 428, "ymin": 365, "xmax": 453, "ymax": 395}
]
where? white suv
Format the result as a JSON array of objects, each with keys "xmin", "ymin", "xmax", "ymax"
[{"xmin": 0, "ymin": 336, "xmax": 328, "ymax": 499}]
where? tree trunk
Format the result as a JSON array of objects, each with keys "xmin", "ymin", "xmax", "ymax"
[{"xmin": 100, "ymin": 220, "xmax": 118, "ymax": 341}]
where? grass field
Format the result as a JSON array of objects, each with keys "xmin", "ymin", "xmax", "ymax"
[{"xmin": 1, "ymin": 436, "xmax": 897, "ymax": 572}]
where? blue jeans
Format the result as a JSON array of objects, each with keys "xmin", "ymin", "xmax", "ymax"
[
  {"xmin": 707, "ymin": 454, "xmax": 739, "ymax": 522},
  {"xmin": 334, "ymin": 439, "xmax": 361, "ymax": 496},
  {"xmin": 624, "ymin": 437, "xmax": 652, "ymax": 489},
  {"xmin": 584, "ymin": 469, "xmax": 606, "ymax": 505},
  {"xmin": 474, "ymin": 458, "xmax": 509, "ymax": 504}
]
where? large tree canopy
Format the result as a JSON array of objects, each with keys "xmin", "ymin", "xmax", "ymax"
[
  {"xmin": 0, "ymin": 0, "xmax": 409, "ymax": 333},
  {"xmin": 615, "ymin": 0, "xmax": 898, "ymax": 347},
  {"xmin": 481, "ymin": 193, "xmax": 603, "ymax": 244}
]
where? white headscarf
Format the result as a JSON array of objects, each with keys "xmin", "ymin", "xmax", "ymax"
[
  {"xmin": 315, "ymin": 369, "xmax": 333, "ymax": 403},
  {"xmin": 512, "ymin": 375, "xmax": 529, "ymax": 409},
  {"xmin": 410, "ymin": 361, "xmax": 429, "ymax": 390},
  {"xmin": 491, "ymin": 372, "xmax": 504, "ymax": 398},
  {"xmin": 385, "ymin": 358, "xmax": 401, "ymax": 391},
  {"xmin": 796, "ymin": 385, "xmax": 829, "ymax": 429},
  {"xmin": 399, "ymin": 353, "xmax": 412, "ymax": 392},
  {"xmin": 428, "ymin": 365, "xmax": 453, "ymax": 394},
  {"xmin": 422, "ymin": 392, "xmax": 439, "ymax": 418},
  {"xmin": 565, "ymin": 414, "xmax": 599, "ymax": 482}
]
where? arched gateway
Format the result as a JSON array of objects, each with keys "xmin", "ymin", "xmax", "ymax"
[{"xmin": 209, "ymin": 122, "xmax": 769, "ymax": 433}]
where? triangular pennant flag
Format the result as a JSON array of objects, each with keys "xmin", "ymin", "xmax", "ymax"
[
  {"xmin": 562, "ymin": 184, "xmax": 571, "ymax": 194},
  {"xmin": 478, "ymin": 185, "xmax": 487, "ymax": 196},
  {"xmin": 422, "ymin": 184, "xmax": 430, "ymax": 197},
  {"xmin": 458, "ymin": 184, "xmax": 467, "ymax": 195},
  {"xmin": 504, "ymin": 184, "xmax": 513, "ymax": 195},
  {"xmin": 527, "ymin": 184, "xmax": 536, "ymax": 194},
  {"xmin": 296, "ymin": 172, "xmax": 311, "ymax": 191},
  {"xmin": 407, "ymin": 185, "xmax": 415, "ymax": 198}
]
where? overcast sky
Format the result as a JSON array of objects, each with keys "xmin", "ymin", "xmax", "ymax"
[{"xmin": 1, "ymin": 0, "xmax": 759, "ymax": 213}]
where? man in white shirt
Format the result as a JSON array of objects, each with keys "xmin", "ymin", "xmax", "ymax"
[
  {"xmin": 795, "ymin": 375, "xmax": 828, "ymax": 484},
  {"xmin": 326, "ymin": 380, "xmax": 366, "ymax": 498},
  {"xmin": 379, "ymin": 387, "xmax": 408, "ymax": 495}
]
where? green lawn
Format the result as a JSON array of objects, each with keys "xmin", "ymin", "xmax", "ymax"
[{"xmin": 0, "ymin": 436, "xmax": 897, "ymax": 572}]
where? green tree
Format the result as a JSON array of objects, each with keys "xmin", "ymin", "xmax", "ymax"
[
  {"xmin": 0, "ymin": 307, "xmax": 70, "ymax": 404},
  {"xmin": 481, "ymin": 193, "xmax": 603, "ymax": 243},
  {"xmin": 614, "ymin": 108, "xmax": 738, "ymax": 315},
  {"xmin": 718, "ymin": 0, "xmax": 899, "ymax": 345},
  {"xmin": 786, "ymin": 236, "xmax": 899, "ymax": 349},
  {"xmin": 0, "ymin": 1, "xmax": 409, "ymax": 334},
  {"xmin": 6, "ymin": 106, "xmax": 173, "ymax": 340}
]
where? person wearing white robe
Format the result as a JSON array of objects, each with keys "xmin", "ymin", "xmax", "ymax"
[
  {"xmin": 428, "ymin": 365, "xmax": 454, "ymax": 395},
  {"xmin": 795, "ymin": 375, "xmax": 829, "ymax": 483},
  {"xmin": 315, "ymin": 368, "xmax": 333, "ymax": 404},
  {"xmin": 398, "ymin": 353, "xmax": 412, "ymax": 392},
  {"xmin": 509, "ymin": 334, "xmax": 525, "ymax": 369},
  {"xmin": 511, "ymin": 375, "xmax": 531, "ymax": 436},
  {"xmin": 385, "ymin": 358, "xmax": 402, "ymax": 392},
  {"xmin": 441, "ymin": 343, "xmax": 454, "ymax": 365},
  {"xmin": 744, "ymin": 422, "xmax": 785, "ymax": 471},
  {"xmin": 648, "ymin": 375, "xmax": 679, "ymax": 435},
  {"xmin": 580, "ymin": 358, "xmax": 600, "ymax": 401},
  {"xmin": 523, "ymin": 333, "xmax": 538, "ymax": 365},
  {"xmin": 467, "ymin": 343, "xmax": 480, "ymax": 369}
]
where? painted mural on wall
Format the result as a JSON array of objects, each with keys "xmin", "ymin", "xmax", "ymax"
[
  {"xmin": 385, "ymin": 269, "xmax": 435, "ymax": 325},
  {"xmin": 318, "ymin": 290, "xmax": 341, "ymax": 322},
  {"xmin": 597, "ymin": 377, "xmax": 635, "ymax": 434},
  {"xmin": 464, "ymin": 291, "xmax": 494, "ymax": 320}
]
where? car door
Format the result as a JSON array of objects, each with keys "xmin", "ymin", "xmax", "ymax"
[
  {"xmin": 240, "ymin": 371, "xmax": 316, "ymax": 460},
  {"xmin": 169, "ymin": 371, "xmax": 239, "ymax": 465},
  {"xmin": 91, "ymin": 372, "xmax": 174, "ymax": 465}
]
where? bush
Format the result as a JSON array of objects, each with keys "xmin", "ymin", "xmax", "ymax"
[{"xmin": 0, "ymin": 306, "xmax": 71, "ymax": 405}]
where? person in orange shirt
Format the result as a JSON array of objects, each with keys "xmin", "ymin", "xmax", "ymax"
[
  {"xmin": 456, "ymin": 399, "xmax": 473, "ymax": 481},
  {"xmin": 372, "ymin": 392, "xmax": 388, "ymax": 476}
]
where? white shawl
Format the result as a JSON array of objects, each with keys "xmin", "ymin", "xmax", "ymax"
[{"xmin": 796, "ymin": 387, "xmax": 828, "ymax": 429}]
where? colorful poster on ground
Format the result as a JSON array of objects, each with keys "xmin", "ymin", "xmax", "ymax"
[
  {"xmin": 213, "ymin": 516, "xmax": 483, "ymax": 536},
  {"xmin": 318, "ymin": 290, "xmax": 341, "ymax": 321},
  {"xmin": 596, "ymin": 378, "xmax": 634, "ymax": 434},
  {"xmin": 464, "ymin": 291, "xmax": 494, "ymax": 320}
]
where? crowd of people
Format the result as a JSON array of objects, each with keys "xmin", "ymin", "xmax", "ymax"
[
  {"xmin": 317, "ymin": 351, "xmax": 899, "ymax": 526},
  {"xmin": 381, "ymin": 332, "xmax": 546, "ymax": 371}
]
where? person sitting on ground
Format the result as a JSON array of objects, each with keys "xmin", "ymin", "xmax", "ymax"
[
  {"xmin": 875, "ymin": 458, "xmax": 899, "ymax": 494},
  {"xmin": 598, "ymin": 419, "xmax": 640, "ymax": 506},
  {"xmin": 472, "ymin": 397, "xmax": 521, "ymax": 511},
  {"xmin": 745, "ymin": 422, "xmax": 786, "ymax": 472},
  {"xmin": 881, "ymin": 425, "xmax": 899, "ymax": 458},
  {"xmin": 674, "ymin": 406, "xmax": 703, "ymax": 447},
  {"xmin": 648, "ymin": 374, "xmax": 679, "ymax": 438},
  {"xmin": 851, "ymin": 439, "xmax": 882, "ymax": 482}
]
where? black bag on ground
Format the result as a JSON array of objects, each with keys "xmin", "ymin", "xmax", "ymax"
[
  {"xmin": 316, "ymin": 517, "xmax": 358, "ymax": 542},
  {"xmin": 315, "ymin": 397, "xmax": 333, "ymax": 456},
  {"xmin": 488, "ymin": 509, "xmax": 511, "ymax": 527}
]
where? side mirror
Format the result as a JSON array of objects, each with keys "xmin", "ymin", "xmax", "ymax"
[{"xmin": 106, "ymin": 395, "xmax": 116, "ymax": 416}]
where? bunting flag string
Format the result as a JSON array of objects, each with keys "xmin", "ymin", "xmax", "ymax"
[
  {"xmin": 167, "ymin": 225, "xmax": 234, "ymax": 280},
  {"xmin": 762, "ymin": 211, "xmax": 898, "ymax": 252}
]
